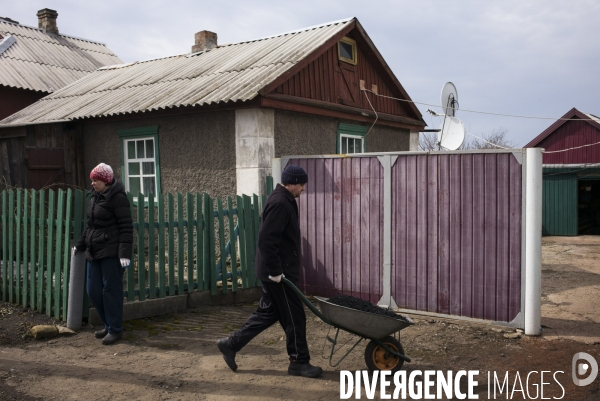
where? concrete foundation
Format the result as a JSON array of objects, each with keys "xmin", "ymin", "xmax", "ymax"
[{"xmin": 88, "ymin": 287, "xmax": 262, "ymax": 327}]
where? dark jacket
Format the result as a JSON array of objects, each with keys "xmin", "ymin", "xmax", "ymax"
[
  {"xmin": 76, "ymin": 180, "xmax": 133, "ymax": 261},
  {"xmin": 255, "ymin": 184, "xmax": 302, "ymax": 283}
]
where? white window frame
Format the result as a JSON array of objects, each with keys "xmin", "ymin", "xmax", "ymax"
[{"xmin": 339, "ymin": 133, "xmax": 365, "ymax": 154}]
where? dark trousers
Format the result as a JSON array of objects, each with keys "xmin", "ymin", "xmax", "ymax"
[
  {"xmin": 86, "ymin": 257, "xmax": 124, "ymax": 334},
  {"xmin": 229, "ymin": 281, "xmax": 310, "ymax": 363}
]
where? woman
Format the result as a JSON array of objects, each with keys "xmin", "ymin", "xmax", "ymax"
[{"xmin": 75, "ymin": 163, "xmax": 133, "ymax": 345}]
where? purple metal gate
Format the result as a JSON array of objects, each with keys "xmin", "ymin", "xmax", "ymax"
[
  {"xmin": 390, "ymin": 153, "xmax": 522, "ymax": 322},
  {"xmin": 286, "ymin": 151, "xmax": 525, "ymax": 324},
  {"xmin": 293, "ymin": 157, "xmax": 384, "ymax": 304}
]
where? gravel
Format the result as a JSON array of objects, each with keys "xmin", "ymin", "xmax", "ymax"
[{"xmin": 327, "ymin": 295, "xmax": 409, "ymax": 321}]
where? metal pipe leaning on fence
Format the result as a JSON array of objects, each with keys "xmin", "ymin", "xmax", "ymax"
[{"xmin": 66, "ymin": 247, "xmax": 87, "ymax": 331}]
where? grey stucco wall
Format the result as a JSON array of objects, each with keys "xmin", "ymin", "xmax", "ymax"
[
  {"xmin": 274, "ymin": 110, "xmax": 410, "ymax": 156},
  {"xmin": 82, "ymin": 111, "xmax": 236, "ymax": 199}
]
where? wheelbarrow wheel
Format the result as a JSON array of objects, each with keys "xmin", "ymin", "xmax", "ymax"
[{"xmin": 364, "ymin": 336, "xmax": 405, "ymax": 373}]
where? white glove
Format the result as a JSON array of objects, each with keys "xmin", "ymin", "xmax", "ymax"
[
  {"xmin": 120, "ymin": 258, "xmax": 130, "ymax": 268},
  {"xmin": 72, "ymin": 246, "xmax": 77, "ymax": 255},
  {"xmin": 268, "ymin": 274, "xmax": 284, "ymax": 283}
]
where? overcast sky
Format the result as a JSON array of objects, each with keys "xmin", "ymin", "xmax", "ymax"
[{"xmin": 4, "ymin": 1, "xmax": 599, "ymax": 146}]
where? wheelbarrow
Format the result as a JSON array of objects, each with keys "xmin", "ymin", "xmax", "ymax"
[{"xmin": 282, "ymin": 278, "xmax": 414, "ymax": 373}]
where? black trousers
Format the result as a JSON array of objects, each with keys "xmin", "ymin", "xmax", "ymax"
[
  {"xmin": 86, "ymin": 257, "xmax": 124, "ymax": 334},
  {"xmin": 229, "ymin": 280, "xmax": 310, "ymax": 363}
]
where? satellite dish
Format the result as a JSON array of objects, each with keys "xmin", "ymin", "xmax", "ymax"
[
  {"xmin": 440, "ymin": 82, "xmax": 458, "ymax": 117},
  {"xmin": 437, "ymin": 116, "xmax": 465, "ymax": 150}
]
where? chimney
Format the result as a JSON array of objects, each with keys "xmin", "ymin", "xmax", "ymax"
[
  {"xmin": 37, "ymin": 8, "xmax": 58, "ymax": 35},
  {"xmin": 192, "ymin": 31, "xmax": 217, "ymax": 53}
]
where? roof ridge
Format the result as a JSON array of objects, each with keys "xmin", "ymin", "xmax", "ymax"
[
  {"xmin": 104, "ymin": 18, "xmax": 354, "ymax": 65},
  {"xmin": 0, "ymin": 19, "xmax": 109, "ymax": 46}
]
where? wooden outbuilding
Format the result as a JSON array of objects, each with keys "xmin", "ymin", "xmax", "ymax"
[{"xmin": 525, "ymin": 108, "xmax": 600, "ymax": 235}]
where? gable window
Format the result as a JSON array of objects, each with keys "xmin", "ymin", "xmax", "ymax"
[
  {"xmin": 337, "ymin": 123, "xmax": 367, "ymax": 154},
  {"xmin": 338, "ymin": 37, "xmax": 357, "ymax": 65},
  {"xmin": 118, "ymin": 126, "xmax": 161, "ymax": 202}
]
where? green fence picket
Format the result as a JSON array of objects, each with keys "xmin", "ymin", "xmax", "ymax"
[
  {"xmin": 208, "ymin": 196, "xmax": 217, "ymax": 295},
  {"xmin": 29, "ymin": 190, "xmax": 37, "ymax": 309},
  {"xmin": 16, "ymin": 190, "xmax": 22, "ymax": 307},
  {"xmin": 242, "ymin": 195, "xmax": 255, "ymax": 287},
  {"xmin": 148, "ymin": 195, "xmax": 155, "ymax": 299},
  {"xmin": 137, "ymin": 192, "xmax": 146, "ymax": 300},
  {"xmin": 126, "ymin": 192, "xmax": 135, "ymax": 302},
  {"xmin": 45, "ymin": 190, "xmax": 55, "ymax": 316},
  {"xmin": 1, "ymin": 191, "xmax": 7, "ymax": 301},
  {"xmin": 236, "ymin": 195, "xmax": 248, "ymax": 288},
  {"xmin": 186, "ymin": 193, "xmax": 194, "ymax": 291},
  {"xmin": 37, "ymin": 190, "xmax": 45, "ymax": 312},
  {"xmin": 53, "ymin": 189, "xmax": 65, "ymax": 319},
  {"xmin": 227, "ymin": 196, "xmax": 238, "ymax": 292},
  {"xmin": 23, "ymin": 191, "xmax": 29, "ymax": 308},
  {"xmin": 158, "ymin": 194, "xmax": 166, "ymax": 298},
  {"xmin": 8, "ymin": 190, "xmax": 14, "ymax": 303},
  {"xmin": 62, "ymin": 189, "xmax": 72, "ymax": 321},
  {"xmin": 195, "ymin": 193, "xmax": 203, "ymax": 292},
  {"xmin": 217, "ymin": 198, "xmax": 226, "ymax": 294},
  {"xmin": 177, "ymin": 193, "xmax": 184, "ymax": 294},
  {"xmin": 168, "ymin": 193, "xmax": 175, "ymax": 296},
  {"xmin": 202, "ymin": 193, "xmax": 210, "ymax": 292}
]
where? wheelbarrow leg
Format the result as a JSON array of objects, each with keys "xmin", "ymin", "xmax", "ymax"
[{"xmin": 322, "ymin": 327, "xmax": 365, "ymax": 368}]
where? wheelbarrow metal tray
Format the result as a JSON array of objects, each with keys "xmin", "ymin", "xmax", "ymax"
[{"xmin": 314, "ymin": 296, "xmax": 414, "ymax": 340}]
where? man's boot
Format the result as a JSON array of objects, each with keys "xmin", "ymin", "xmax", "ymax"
[
  {"xmin": 217, "ymin": 338, "xmax": 238, "ymax": 372},
  {"xmin": 288, "ymin": 362, "xmax": 322, "ymax": 378}
]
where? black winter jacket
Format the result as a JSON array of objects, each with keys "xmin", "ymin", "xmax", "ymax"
[
  {"xmin": 255, "ymin": 184, "xmax": 302, "ymax": 283},
  {"xmin": 76, "ymin": 180, "xmax": 133, "ymax": 261}
]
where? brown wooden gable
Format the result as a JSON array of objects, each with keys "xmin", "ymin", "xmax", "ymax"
[{"xmin": 269, "ymin": 28, "xmax": 422, "ymax": 123}]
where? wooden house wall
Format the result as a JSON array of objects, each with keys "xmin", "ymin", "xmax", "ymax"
[
  {"xmin": 272, "ymin": 42, "xmax": 414, "ymax": 119},
  {"xmin": 0, "ymin": 123, "xmax": 84, "ymax": 190},
  {"xmin": 537, "ymin": 119, "xmax": 600, "ymax": 164}
]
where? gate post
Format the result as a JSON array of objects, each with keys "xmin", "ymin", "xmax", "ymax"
[
  {"xmin": 524, "ymin": 148, "xmax": 542, "ymax": 335},
  {"xmin": 377, "ymin": 155, "xmax": 398, "ymax": 310}
]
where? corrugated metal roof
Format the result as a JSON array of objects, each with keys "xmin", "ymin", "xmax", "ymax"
[
  {"xmin": 0, "ymin": 18, "xmax": 353, "ymax": 126},
  {"xmin": 0, "ymin": 19, "xmax": 122, "ymax": 93}
]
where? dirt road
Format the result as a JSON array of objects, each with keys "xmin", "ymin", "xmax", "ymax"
[{"xmin": 1, "ymin": 236, "xmax": 599, "ymax": 400}]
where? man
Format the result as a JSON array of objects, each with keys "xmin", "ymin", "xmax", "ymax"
[{"xmin": 216, "ymin": 164, "xmax": 322, "ymax": 378}]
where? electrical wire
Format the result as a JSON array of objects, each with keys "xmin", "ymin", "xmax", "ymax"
[
  {"xmin": 361, "ymin": 89, "xmax": 599, "ymax": 122},
  {"xmin": 542, "ymin": 140, "xmax": 600, "ymax": 153},
  {"xmin": 464, "ymin": 132, "xmax": 511, "ymax": 149},
  {"xmin": 362, "ymin": 90, "xmax": 378, "ymax": 138}
]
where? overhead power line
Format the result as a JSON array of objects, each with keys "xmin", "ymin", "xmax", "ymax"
[{"xmin": 362, "ymin": 89, "xmax": 598, "ymax": 122}]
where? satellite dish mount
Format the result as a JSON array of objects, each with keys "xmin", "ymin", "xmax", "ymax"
[{"xmin": 437, "ymin": 82, "xmax": 465, "ymax": 150}]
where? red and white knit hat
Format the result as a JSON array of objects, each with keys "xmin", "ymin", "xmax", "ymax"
[{"xmin": 90, "ymin": 163, "xmax": 114, "ymax": 184}]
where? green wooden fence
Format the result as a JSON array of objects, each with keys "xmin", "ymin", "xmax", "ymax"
[{"xmin": 1, "ymin": 188, "xmax": 263, "ymax": 320}]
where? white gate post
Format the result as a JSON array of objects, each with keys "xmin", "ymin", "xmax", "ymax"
[
  {"xmin": 524, "ymin": 148, "xmax": 542, "ymax": 335},
  {"xmin": 377, "ymin": 155, "xmax": 398, "ymax": 310},
  {"xmin": 272, "ymin": 158, "xmax": 282, "ymax": 186}
]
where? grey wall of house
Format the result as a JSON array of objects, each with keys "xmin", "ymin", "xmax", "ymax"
[
  {"xmin": 82, "ymin": 111, "xmax": 236, "ymax": 198},
  {"xmin": 273, "ymin": 110, "xmax": 410, "ymax": 156}
]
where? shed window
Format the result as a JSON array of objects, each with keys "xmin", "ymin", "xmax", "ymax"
[
  {"xmin": 338, "ymin": 37, "xmax": 357, "ymax": 65},
  {"xmin": 118, "ymin": 126, "xmax": 161, "ymax": 203},
  {"xmin": 337, "ymin": 123, "xmax": 367, "ymax": 154}
]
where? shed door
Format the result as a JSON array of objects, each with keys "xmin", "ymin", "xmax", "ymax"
[
  {"xmin": 335, "ymin": 64, "xmax": 359, "ymax": 107},
  {"xmin": 542, "ymin": 175, "xmax": 578, "ymax": 236},
  {"xmin": 26, "ymin": 149, "xmax": 65, "ymax": 190}
]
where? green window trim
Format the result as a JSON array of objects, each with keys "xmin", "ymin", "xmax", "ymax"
[
  {"xmin": 337, "ymin": 123, "xmax": 367, "ymax": 154},
  {"xmin": 118, "ymin": 125, "xmax": 162, "ymax": 206}
]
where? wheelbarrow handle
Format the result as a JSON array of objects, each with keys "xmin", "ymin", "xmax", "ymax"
[{"xmin": 281, "ymin": 277, "xmax": 333, "ymax": 326}]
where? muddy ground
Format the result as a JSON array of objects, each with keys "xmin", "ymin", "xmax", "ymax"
[{"xmin": 1, "ymin": 236, "xmax": 599, "ymax": 400}]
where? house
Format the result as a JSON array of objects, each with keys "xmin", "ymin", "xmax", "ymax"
[
  {"xmin": 0, "ymin": 8, "xmax": 121, "ymax": 189},
  {"xmin": 0, "ymin": 17, "xmax": 425, "ymax": 197},
  {"xmin": 525, "ymin": 108, "xmax": 600, "ymax": 235}
]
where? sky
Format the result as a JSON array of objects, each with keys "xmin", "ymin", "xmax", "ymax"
[{"xmin": 3, "ymin": 0, "xmax": 599, "ymax": 146}]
